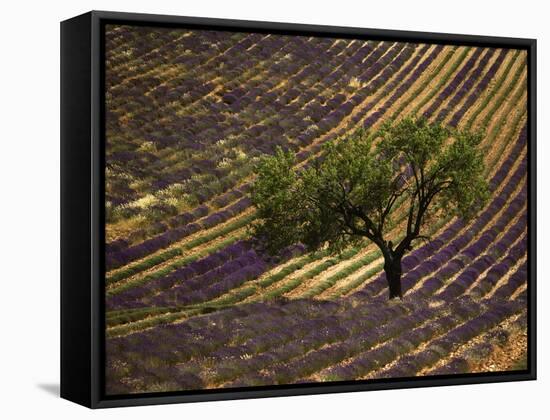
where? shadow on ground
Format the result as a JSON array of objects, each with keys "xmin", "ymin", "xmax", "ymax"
[{"xmin": 37, "ymin": 383, "xmax": 59, "ymax": 397}]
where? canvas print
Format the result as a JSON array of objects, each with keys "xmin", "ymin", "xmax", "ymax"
[{"xmin": 104, "ymin": 24, "xmax": 529, "ymax": 395}]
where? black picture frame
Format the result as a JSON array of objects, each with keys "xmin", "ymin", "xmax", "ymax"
[{"xmin": 61, "ymin": 10, "xmax": 537, "ymax": 409}]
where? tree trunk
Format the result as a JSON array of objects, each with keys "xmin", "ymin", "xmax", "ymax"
[{"xmin": 384, "ymin": 257, "xmax": 403, "ymax": 299}]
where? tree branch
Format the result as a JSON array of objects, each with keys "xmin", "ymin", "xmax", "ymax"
[
  {"xmin": 339, "ymin": 204, "xmax": 373, "ymax": 240},
  {"xmin": 425, "ymin": 160, "xmax": 453, "ymax": 191},
  {"xmin": 420, "ymin": 165, "xmax": 426, "ymax": 203},
  {"xmin": 350, "ymin": 207, "xmax": 378, "ymax": 238},
  {"xmin": 406, "ymin": 188, "xmax": 419, "ymax": 237},
  {"xmin": 410, "ymin": 161, "xmax": 422, "ymax": 200},
  {"xmin": 378, "ymin": 184, "xmax": 407, "ymax": 234},
  {"xmin": 396, "ymin": 177, "xmax": 453, "ymax": 257}
]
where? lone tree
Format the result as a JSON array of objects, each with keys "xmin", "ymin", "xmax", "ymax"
[{"xmin": 250, "ymin": 117, "xmax": 489, "ymax": 299}]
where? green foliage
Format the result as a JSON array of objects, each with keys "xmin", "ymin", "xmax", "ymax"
[
  {"xmin": 378, "ymin": 117, "xmax": 489, "ymax": 222},
  {"xmin": 250, "ymin": 117, "xmax": 489, "ymax": 259}
]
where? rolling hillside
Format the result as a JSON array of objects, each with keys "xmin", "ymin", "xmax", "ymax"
[{"xmin": 103, "ymin": 25, "xmax": 529, "ymax": 395}]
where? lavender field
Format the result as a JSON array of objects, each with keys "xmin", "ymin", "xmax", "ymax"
[{"xmin": 104, "ymin": 24, "xmax": 529, "ymax": 395}]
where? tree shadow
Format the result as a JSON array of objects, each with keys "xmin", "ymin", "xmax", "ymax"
[{"xmin": 37, "ymin": 383, "xmax": 60, "ymax": 397}]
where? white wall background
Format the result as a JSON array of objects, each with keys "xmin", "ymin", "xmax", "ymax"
[{"xmin": 0, "ymin": 0, "xmax": 546, "ymax": 418}]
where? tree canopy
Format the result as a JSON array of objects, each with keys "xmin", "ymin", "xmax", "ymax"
[{"xmin": 250, "ymin": 117, "xmax": 489, "ymax": 298}]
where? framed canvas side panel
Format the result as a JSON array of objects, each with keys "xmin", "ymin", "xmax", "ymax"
[
  {"xmin": 60, "ymin": 11, "xmax": 94, "ymax": 408},
  {"xmin": 527, "ymin": 39, "xmax": 537, "ymax": 379}
]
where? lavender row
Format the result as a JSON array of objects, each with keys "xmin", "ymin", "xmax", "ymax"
[
  {"xmin": 423, "ymin": 48, "xmax": 484, "ymax": 119},
  {"xmin": 128, "ymin": 42, "xmax": 430, "ymax": 239},
  {"xmin": 420, "ymin": 211, "xmax": 526, "ymax": 301},
  {"xmin": 353, "ymin": 48, "xmax": 512, "ymax": 291},
  {"xmin": 468, "ymin": 237, "xmax": 527, "ymax": 299},
  {"xmin": 449, "ymin": 49, "xmax": 509, "ymax": 127},
  {"xmin": 106, "ymin": 240, "xmax": 252, "ymax": 310},
  {"xmin": 322, "ymin": 297, "xmax": 484, "ymax": 381},
  {"xmin": 434, "ymin": 217, "xmax": 526, "ymax": 302},
  {"xmin": 107, "ymin": 38, "xmax": 383, "ymax": 204},
  {"xmin": 108, "ymin": 298, "xmax": 422, "ymax": 389},
  {"xmin": 109, "ymin": 32, "xmax": 287, "ymax": 118},
  {"xmin": 114, "ymin": 42, "xmax": 512, "ymax": 300},
  {"xmin": 238, "ymin": 303, "xmax": 440, "ymax": 386},
  {"xmin": 360, "ymin": 45, "xmax": 444, "ymax": 127},
  {"xmin": 405, "ymin": 184, "xmax": 526, "ymax": 299},
  {"xmin": 106, "ymin": 295, "xmax": 524, "ymax": 392},
  {"xmin": 372, "ymin": 298, "xmax": 523, "ymax": 379},
  {"xmin": 111, "ymin": 41, "xmax": 438, "ymax": 242},
  {"xmin": 107, "ymin": 298, "xmax": 395, "ymax": 370},
  {"xmin": 491, "ymin": 262, "xmax": 527, "ymax": 300},
  {"xmin": 108, "ymin": 42, "xmax": 504, "ymax": 296},
  {"xmin": 190, "ymin": 43, "xmax": 407, "ymax": 157},
  {"xmin": 148, "ymin": 250, "xmax": 268, "ymax": 307},
  {"xmin": 107, "ymin": 31, "xmax": 271, "ymax": 148},
  {"xmin": 106, "ymin": 241, "xmax": 305, "ymax": 310},
  {"xmin": 107, "ymin": 299, "xmax": 347, "ymax": 367},
  {"xmin": 193, "ymin": 305, "xmax": 409, "ymax": 385},
  {"xmin": 106, "ymin": 34, "xmax": 322, "ymax": 203},
  {"xmin": 354, "ymin": 140, "xmax": 527, "ymax": 300},
  {"xmin": 106, "ymin": 197, "xmax": 251, "ymax": 270},
  {"xmin": 129, "ymin": 41, "xmax": 402, "ymax": 193},
  {"xmin": 435, "ymin": 48, "xmax": 496, "ymax": 122},
  {"xmin": 106, "ymin": 42, "xmax": 426, "ymax": 264},
  {"xmin": 105, "ymin": 42, "xmax": 397, "ymax": 243},
  {"xmin": 107, "ymin": 29, "xmax": 256, "ymax": 89},
  {"xmin": 427, "ymin": 317, "xmax": 518, "ymax": 376},
  {"xmin": 107, "ymin": 35, "xmax": 289, "ymax": 200}
]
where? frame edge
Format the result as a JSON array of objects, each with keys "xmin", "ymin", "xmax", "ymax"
[{"xmin": 60, "ymin": 11, "xmax": 94, "ymax": 408}]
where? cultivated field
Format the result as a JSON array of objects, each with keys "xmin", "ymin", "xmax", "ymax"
[{"xmin": 104, "ymin": 25, "xmax": 529, "ymax": 394}]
